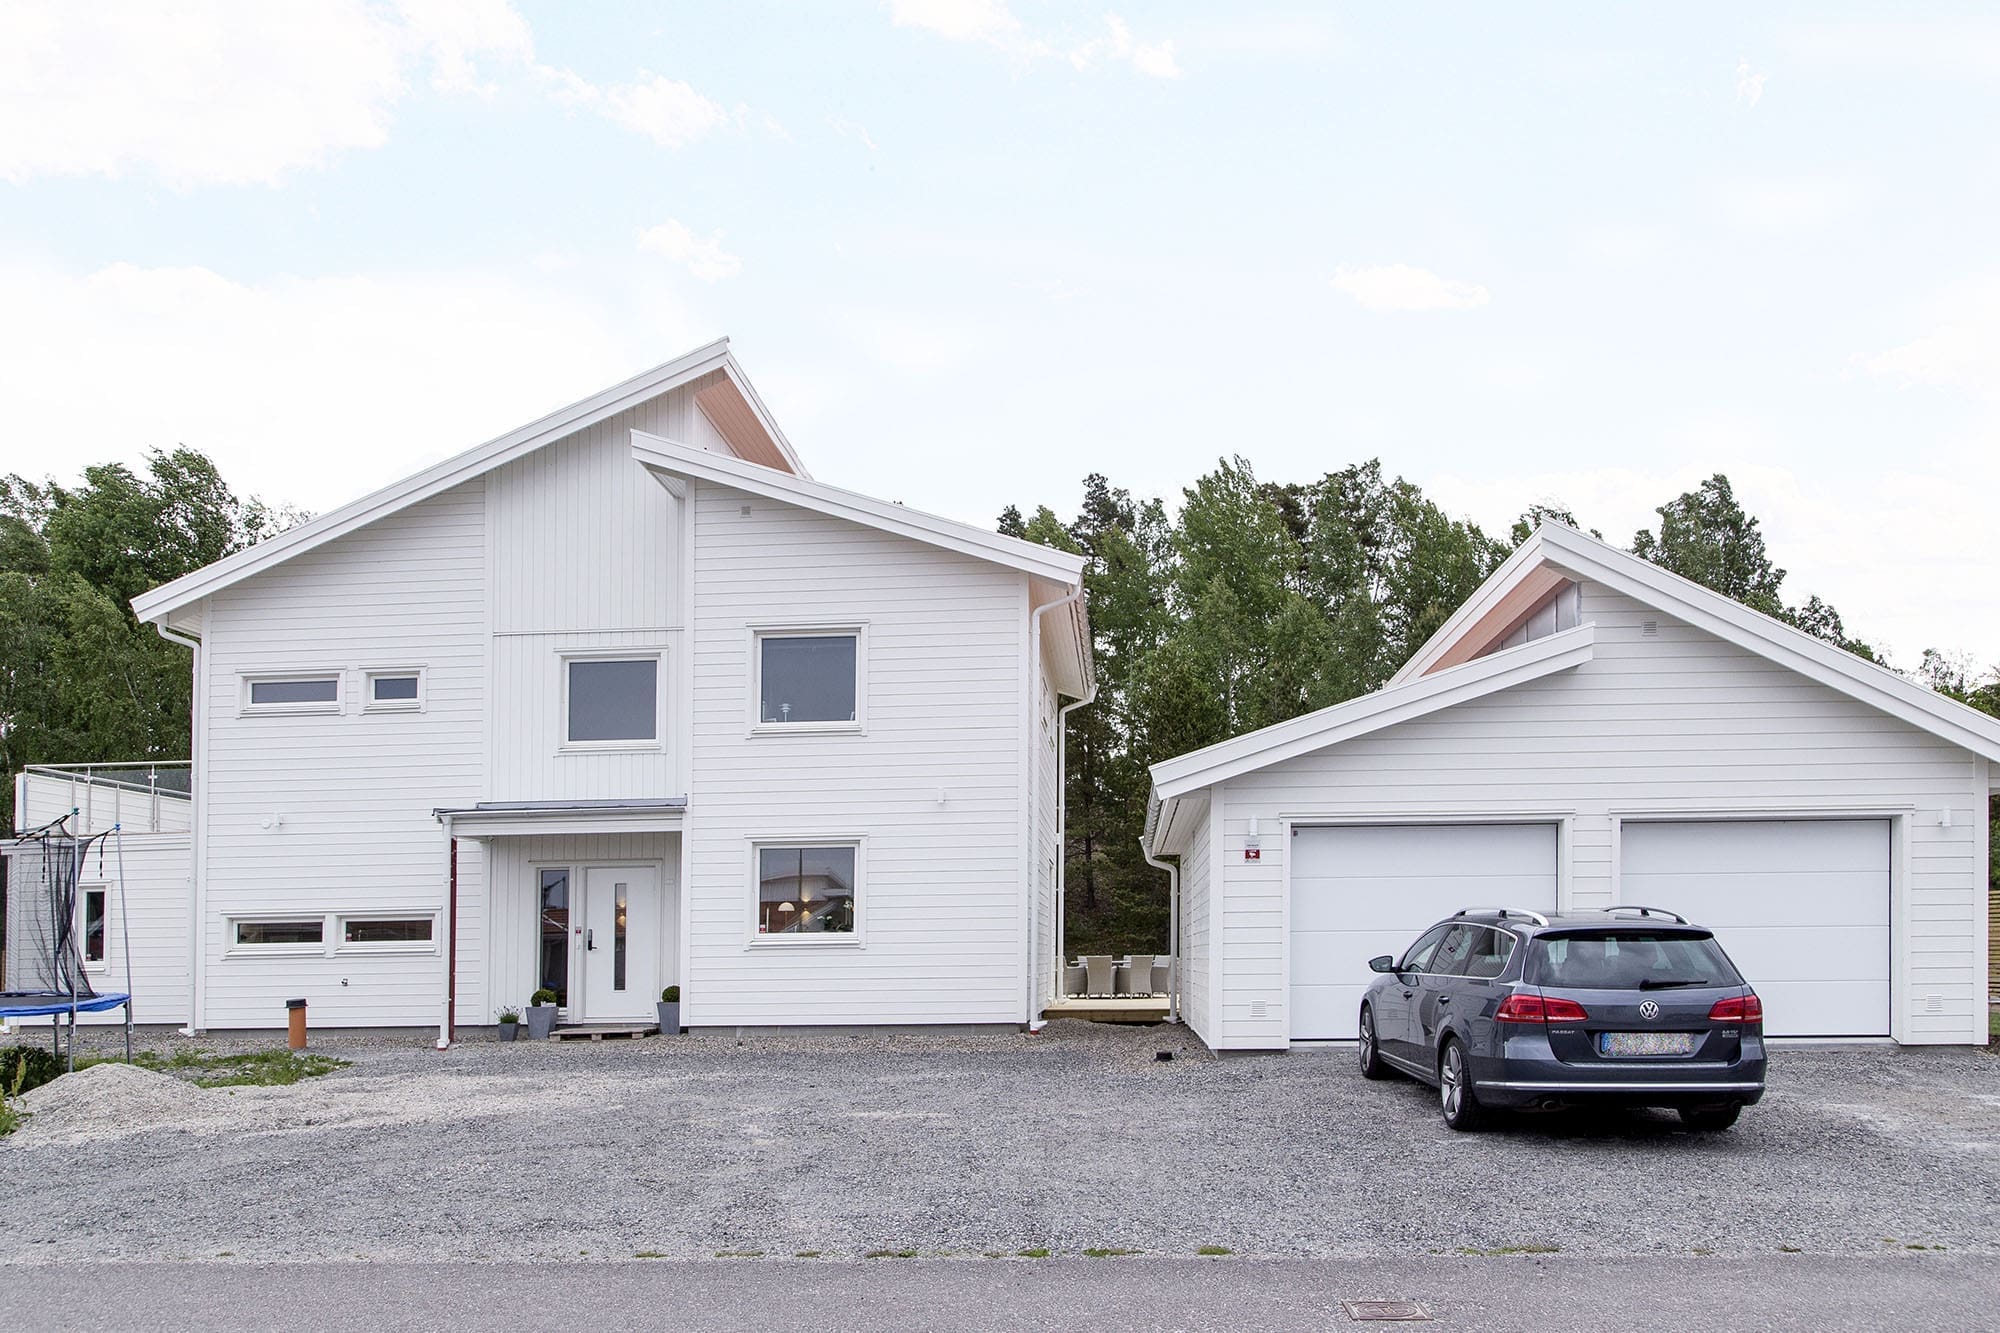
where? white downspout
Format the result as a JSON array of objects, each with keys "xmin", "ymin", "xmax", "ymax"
[
  {"xmin": 1026, "ymin": 582, "xmax": 1085, "ymax": 1031},
  {"xmin": 1142, "ymin": 839, "xmax": 1180, "ymax": 1025},
  {"xmin": 157, "ymin": 623, "xmax": 203, "ymax": 1037},
  {"xmin": 436, "ymin": 813, "xmax": 455, "ymax": 1049}
]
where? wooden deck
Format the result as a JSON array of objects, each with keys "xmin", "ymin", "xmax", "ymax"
[
  {"xmin": 551, "ymin": 1024, "xmax": 658, "ymax": 1041},
  {"xmin": 1042, "ymin": 996, "xmax": 1171, "ymax": 1025}
]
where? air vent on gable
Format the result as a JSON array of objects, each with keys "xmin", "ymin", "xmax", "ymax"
[
  {"xmin": 1250, "ymin": 999, "xmax": 1268, "ymax": 1020},
  {"xmin": 1642, "ymin": 619, "xmax": 1659, "ymax": 637}
]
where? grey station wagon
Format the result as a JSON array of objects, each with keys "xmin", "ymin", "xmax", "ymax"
[{"xmin": 1358, "ymin": 906, "xmax": 1767, "ymax": 1131}]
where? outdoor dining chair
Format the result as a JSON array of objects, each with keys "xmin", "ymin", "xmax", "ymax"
[
  {"xmin": 1084, "ymin": 955, "xmax": 1117, "ymax": 997},
  {"xmin": 1124, "ymin": 954, "xmax": 1156, "ymax": 996}
]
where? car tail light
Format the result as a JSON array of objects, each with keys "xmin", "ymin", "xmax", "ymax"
[
  {"xmin": 1707, "ymin": 993, "xmax": 1764, "ymax": 1024},
  {"xmin": 1495, "ymin": 993, "xmax": 1589, "ymax": 1024}
]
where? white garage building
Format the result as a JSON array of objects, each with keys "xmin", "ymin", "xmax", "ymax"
[{"xmin": 1143, "ymin": 524, "xmax": 1998, "ymax": 1049}]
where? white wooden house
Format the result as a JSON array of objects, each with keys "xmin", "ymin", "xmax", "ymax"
[
  {"xmin": 122, "ymin": 340, "xmax": 1092, "ymax": 1037},
  {"xmin": 1145, "ymin": 522, "xmax": 1999, "ymax": 1050}
]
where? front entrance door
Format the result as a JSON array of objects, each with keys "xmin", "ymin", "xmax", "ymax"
[{"xmin": 579, "ymin": 865, "xmax": 658, "ymax": 1022}]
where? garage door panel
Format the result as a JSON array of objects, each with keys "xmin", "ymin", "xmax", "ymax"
[
  {"xmin": 1289, "ymin": 824, "xmax": 1557, "ymax": 1040},
  {"xmin": 1619, "ymin": 819, "xmax": 1889, "ymax": 1038}
]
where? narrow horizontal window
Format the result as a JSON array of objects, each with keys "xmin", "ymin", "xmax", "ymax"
[
  {"xmin": 370, "ymin": 674, "xmax": 420, "ymax": 703},
  {"xmin": 756, "ymin": 845, "xmax": 858, "ymax": 938},
  {"xmin": 247, "ymin": 677, "xmax": 340, "ymax": 708},
  {"xmin": 233, "ymin": 919, "xmax": 324, "ymax": 947},
  {"xmin": 341, "ymin": 917, "xmax": 434, "ymax": 946},
  {"xmin": 758, "ymin": 633, "xmax": 858, "ymax": 726},
  {"xmin": 566, "ymin": 657, "xmax": 657, "ymax": 744}
]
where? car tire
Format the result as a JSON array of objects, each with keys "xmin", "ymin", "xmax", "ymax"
[
  {"xmin": 1678, "ymin": 1103, "xmax": 1742, "ymax": 1132},
  {"xmin": 1438, "ymin": 1038, "xmax": 1486, "ymax": 1132},
  {"xmin": 1357, "ymin": 1006, "xmax": 1388, "ymax": 1080}
]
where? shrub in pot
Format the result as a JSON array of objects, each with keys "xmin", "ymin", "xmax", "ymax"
[
  {"xmin": 497, "ymin": 1007, "xmax": 521, "ymax": 1042},
  {"xmin": 657, "ymin": 985, "xmax": 681, "ymax": 1035},
  {"xmin": 526, "ymin": 988, "xmax": 559, "ymax": 1039}
]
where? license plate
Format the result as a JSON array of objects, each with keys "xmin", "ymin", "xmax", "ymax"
[{"xmin": 1599, "ymin": 1030, "xmax": 1694, "ymax": 1057}]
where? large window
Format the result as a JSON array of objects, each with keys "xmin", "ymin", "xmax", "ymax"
[
  {"xmin": 243, "ymin": 674, "xmax": 341, "ymax": 713},
  {"xmin": 754, "ymin": 844, "xmax": 858, "ymax": 939},
  {"xmin": 565, "ymin": 656, "xmax": 658, "ymax": 745},
  {"xmin": 755, "ymin": 632, "xmax": 859, "ymax": 728}
]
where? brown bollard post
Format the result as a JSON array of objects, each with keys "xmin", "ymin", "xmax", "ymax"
[{"xmin": 286, "ymin": 998, "xmax": 307, "ymax": 1051}]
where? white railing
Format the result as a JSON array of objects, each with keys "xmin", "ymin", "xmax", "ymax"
[{"xmin": 16, "ymin": 763, "xmax": 193, "ymax": 836}]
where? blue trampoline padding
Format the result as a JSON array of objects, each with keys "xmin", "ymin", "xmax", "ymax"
[{"xmin": 0, "ymin": 992, "xmax": 131, "ymax": 1017}]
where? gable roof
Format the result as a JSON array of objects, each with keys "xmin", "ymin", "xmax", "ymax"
[
  {"xmin": 630, "ymin": 430, "xmax": 1094, "ymax": 698},
  {"xmin": 133, "ymin": 338, "xmax": 803, "ymax": 626},
  {"xmin": 1146, "ymin": 623, "xmax": 1596, "ymax": 852},
  {"xmin": 1397, "ymin": 523, "xmax": 2000, "ymax": 767}
]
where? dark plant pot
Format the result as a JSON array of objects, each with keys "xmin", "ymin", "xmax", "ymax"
[
  {"xmin": 497, "ymin": 1022, "xmax": 520, "ymax": 1042},
  {"xmin": 526, "ymin": 1005, "xmax": 558, "ymax": 1039},
  {"xmin": 656, "ymin": 1001, "xmax": 681, "ymax": 1035}
]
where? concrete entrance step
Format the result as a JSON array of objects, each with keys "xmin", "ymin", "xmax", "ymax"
[{"xmin": 552, "ymin": 1024, "xmax": 658, "ymax": 1041}]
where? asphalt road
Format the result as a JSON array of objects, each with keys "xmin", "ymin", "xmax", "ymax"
[{"xmin": 7, "ymin": 1255, "xmax": 1995, "ymax": 1332}]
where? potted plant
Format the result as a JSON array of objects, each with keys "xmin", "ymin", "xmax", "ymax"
[
  {"xmin": 657, "ymin": 985, "xmax": 681, "ymax": 1035},
  {"xmin": 497, "ymin": 1007, "xmax": 521, "ymax": 1042},
  {"xmin": 526, "ymin": 988, "xmax": 559, "ymax": 1039}
]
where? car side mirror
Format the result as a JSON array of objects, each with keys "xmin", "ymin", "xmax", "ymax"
[{"xmin": 1368, "ymin": 955, "xmax": 1398, "ymax": 974}]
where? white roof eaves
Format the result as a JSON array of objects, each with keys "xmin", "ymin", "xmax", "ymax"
[
  {"xmin": 132, "ymin": 339, "xmax": 739, "ymax": 623},
  {"xmin": 1537, "ymin": 525, "xmax": 2000, "ymax": 765},
  {"xmin": 719, "ymin": 357, "xmax": 811, "ymax": 481},
  {"xmin": 629, "ymin": 429, "xmax": 1089, "ymax": 586},
  {"xmin": 1387, "ymin": 527, "xmax": 1550, "ymax": 686},
  {"xmin": 1150, "ymin": 621, "xmax": 1597, "ymax": 802}
]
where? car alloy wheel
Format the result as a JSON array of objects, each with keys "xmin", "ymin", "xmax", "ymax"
[
  {"xmin": 1438, "ymin": 1039, "xmax": 1485, "ymax": 1131},
  {"xmin": 1358, "ymin": 1008, "xmax": 1386, "ymax": 1080}
]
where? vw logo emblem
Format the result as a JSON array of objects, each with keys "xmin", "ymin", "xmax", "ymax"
[{"xmin": 1638, "ymin": 1000, "xmax": 1661, "ymax": 1020}]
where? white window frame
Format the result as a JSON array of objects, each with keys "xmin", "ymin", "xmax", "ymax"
[
  {"xmin": 559, "ymin": 650, "xmax": 664, "ymax": 752},
  {"xmin": 78, "ymin": 885, "xmax": 110, "ymax": 972},
  {"xmin": 225, "ymin": 914, "xmax": 331, "ymax": 957},
  {"xmin": 240, "ymin": 671, "xmax": 344, "ymax": 716},
  {"xmin": 745, "ymin": 836, "xmax": 865, "ymax": 948},
  {"xmin": 748, "ymin": 624, "xmax": 867, "ymax": 736},
  {"xmin": 333, "ymin": 911, "xmax": 440, "ymax": 955},
  {"xmin": 362, "ymin": 667, "xmax": 426, "ymax": 714}
]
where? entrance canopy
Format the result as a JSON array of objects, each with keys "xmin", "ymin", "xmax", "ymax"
[{"xmin": 433, "ymin": 798, "xmax": 686, "ymax": 839}]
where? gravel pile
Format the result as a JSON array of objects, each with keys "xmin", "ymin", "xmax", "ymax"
[
  {"xmin": 2, "ymin": 1025, "xmax": 1995, "ymax": 1264},
  {"xmin": 12, "ymin": 1063, "xmax": 220, "ymax": 1144}
]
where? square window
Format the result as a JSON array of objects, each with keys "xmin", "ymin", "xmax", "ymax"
[
  {"xmin": 566, "ymin": 658, "xmax": 657, "ymax": 744},
  {"xmin": 755, "ymin": 845, "xmax": 858, "ymax": 938},
  {"xmin": 367, "ymin": 672, "xmax": 421, "ymax": 709},
  {"xmin": 757, "ymin": 634, "xmax": 858, "ymax": 726}
]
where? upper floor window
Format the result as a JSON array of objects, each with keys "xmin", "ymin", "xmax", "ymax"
[
  {"xmin": 755, "ymin": 630, "xmax": 861, "ymax": 730},
  {"xmin": 243, "ymin": 673, "xmax": 342, "ymax": 714},
  {"xmin": 565, "ymin": 656, "xmax": 658, "ymax": 746}
]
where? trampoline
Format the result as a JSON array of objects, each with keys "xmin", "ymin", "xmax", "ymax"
[{"xmin": 4, "ymin": 814, "xmax": 136, "ymax": 1066}]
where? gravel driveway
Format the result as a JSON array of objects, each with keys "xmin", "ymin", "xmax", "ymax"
[{"xmin": 3, "ymin": 1022, "xmax": 1996, "ymax": 1263}]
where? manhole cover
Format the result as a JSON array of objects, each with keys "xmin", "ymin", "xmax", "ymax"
[{"xmin": 1341, "ymin": 1300, "xmax": 1431, "ymax": 1322}]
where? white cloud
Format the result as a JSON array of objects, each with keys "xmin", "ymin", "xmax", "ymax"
[
  {"xmin": 598, "ymin": 72, "xmax": 731, "ymax": 149},
  {"xmin": 0, "ymin": 260, "xmax": 702, "ymax": 512},
  {"xmin": 826, "ymin": 115, "xmax": 880, "ymax": 152},
  {"xmin": 0, "ymin": 0, "xmax": 532, "ymax": 186},
  {"xmin": 1860, "ymin": 279, "xmax": 2000, "ymax": 396},
  {"xmin": 1734, "ymin": 57, "xmax": 1766, "ymax": 107},
  {"xmin": 1713, "ymin": 176, "xmax": 1859, "ymax": 232},
  {"xmin": 637, "ymin": 220, "xmax": 742, "ymax": 282},
  {"xmin": 1329, "ymin": 264, "xmax": 1490, "ymax": 313},
  {"xmin": 888, "ymin": 2, "xmax": 1181, "ymax": 78}
]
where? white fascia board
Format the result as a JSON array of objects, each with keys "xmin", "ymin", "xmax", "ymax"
[
  {"xmin": 133, "ymin": 339, "xmax": 739, "ymax": 623},
  {"xmin": 1150, "ymin": 621, "xmax": 1597, "ymax": 802},
  {"xmin": 1388, "ymin": 529, "xmax": 1549, "ymax": 686},
  {"xmin": 630, "ymin": 429, "xmax": 1089, "ymax": 585},
  {"xmin": 1538, "ymin": 526, "xmax": 2000, "ymax": 765}
]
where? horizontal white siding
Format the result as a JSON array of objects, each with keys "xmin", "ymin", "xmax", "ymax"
[
  {"xmin": 1, "ymin": 835, "xmax": 191, "ymax": 1025},
  {"xmin": 685, "ymin": 482, "xmax": 1027, "ymax": 1027},
  {"xmin": 199, "ymin": 486, "xmax": 485, "ymax": 1028},
  {"xmin": 1204, "ymin": 581, "xmax": 1986, "ymax": 1048}
]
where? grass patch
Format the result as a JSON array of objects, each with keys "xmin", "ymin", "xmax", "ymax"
[
  {"xmin": 793, "ymin": 1251, "xmax": 822, "ymax": 1259},
  {"xmin": 1778, "ymin": 1245, "xmax": 1802, "ymax": 1254},
  {"xmin": 1459, "ymin": 1244, "xmax": 1561, "ymax": 1257},
  {"xmin": 1016, "ymin": 1248, "xmax": 1051, "ymax": 1259},
  {"xmin": 865, "ymin": 1249, "xmax": 918, "ymax": 1260},
  {"xmin": 1082, "ymin": 1248, "xmax": 1140, "ymax": 1259},
  {"xmin": 1197, "ymin": 1245, "xmax": 1232, "ymax": 1256},
  {"xmin": 83, "ymin": 1048, "xmax": 350, "ymax": 1087},
  {"xmin": 633, "ymin": 1251, "xmax": 667, "ymax": 1259},
  {"xmin": 714, "ymin": 1250, "xmax": 764, "ymax": 1258}
]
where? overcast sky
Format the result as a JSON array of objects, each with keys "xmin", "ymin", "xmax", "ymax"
[{"xmin": 2, "ymin": 2, "xmax": 1995, "ymax": 669}]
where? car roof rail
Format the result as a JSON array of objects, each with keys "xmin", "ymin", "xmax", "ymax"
[
  {"xmin": 1593, "ymin": 904, "xmax": 1691, "ymax": 925},
  {"xmin": 1453, "ymin": 906, "xmax": 1551, "ymax": 927}
]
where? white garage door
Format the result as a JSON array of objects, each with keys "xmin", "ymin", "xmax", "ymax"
[
  {"xmin": 1289, "ymin": 823, "xmax": 1558, "ymax": 1040},
  {"xmin": 1619, "ymin": 819, "xmax": 1890, "ymax": 1038}
]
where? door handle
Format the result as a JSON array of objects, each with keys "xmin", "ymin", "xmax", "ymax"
[
  {"xmin": 1402, "ymin": 990, "xmax": 1414, "ymax": 999},
  {"xmin": 586, "ymin": 928, "xmax": 596, "ymax": 952}
]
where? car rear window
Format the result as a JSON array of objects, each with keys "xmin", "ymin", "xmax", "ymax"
[{"xmin": 1531, "ymin": 931, "xmax": 1741, "ymax": 990}]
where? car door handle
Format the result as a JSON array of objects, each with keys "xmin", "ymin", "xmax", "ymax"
[
  {"xmin": 1436, "ymin": 996, "xmax": 1451, "ymax": 1005},
  {"xmin": 1401, "ymin": 990, "xmax": 1414, "ymax": 999}
]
